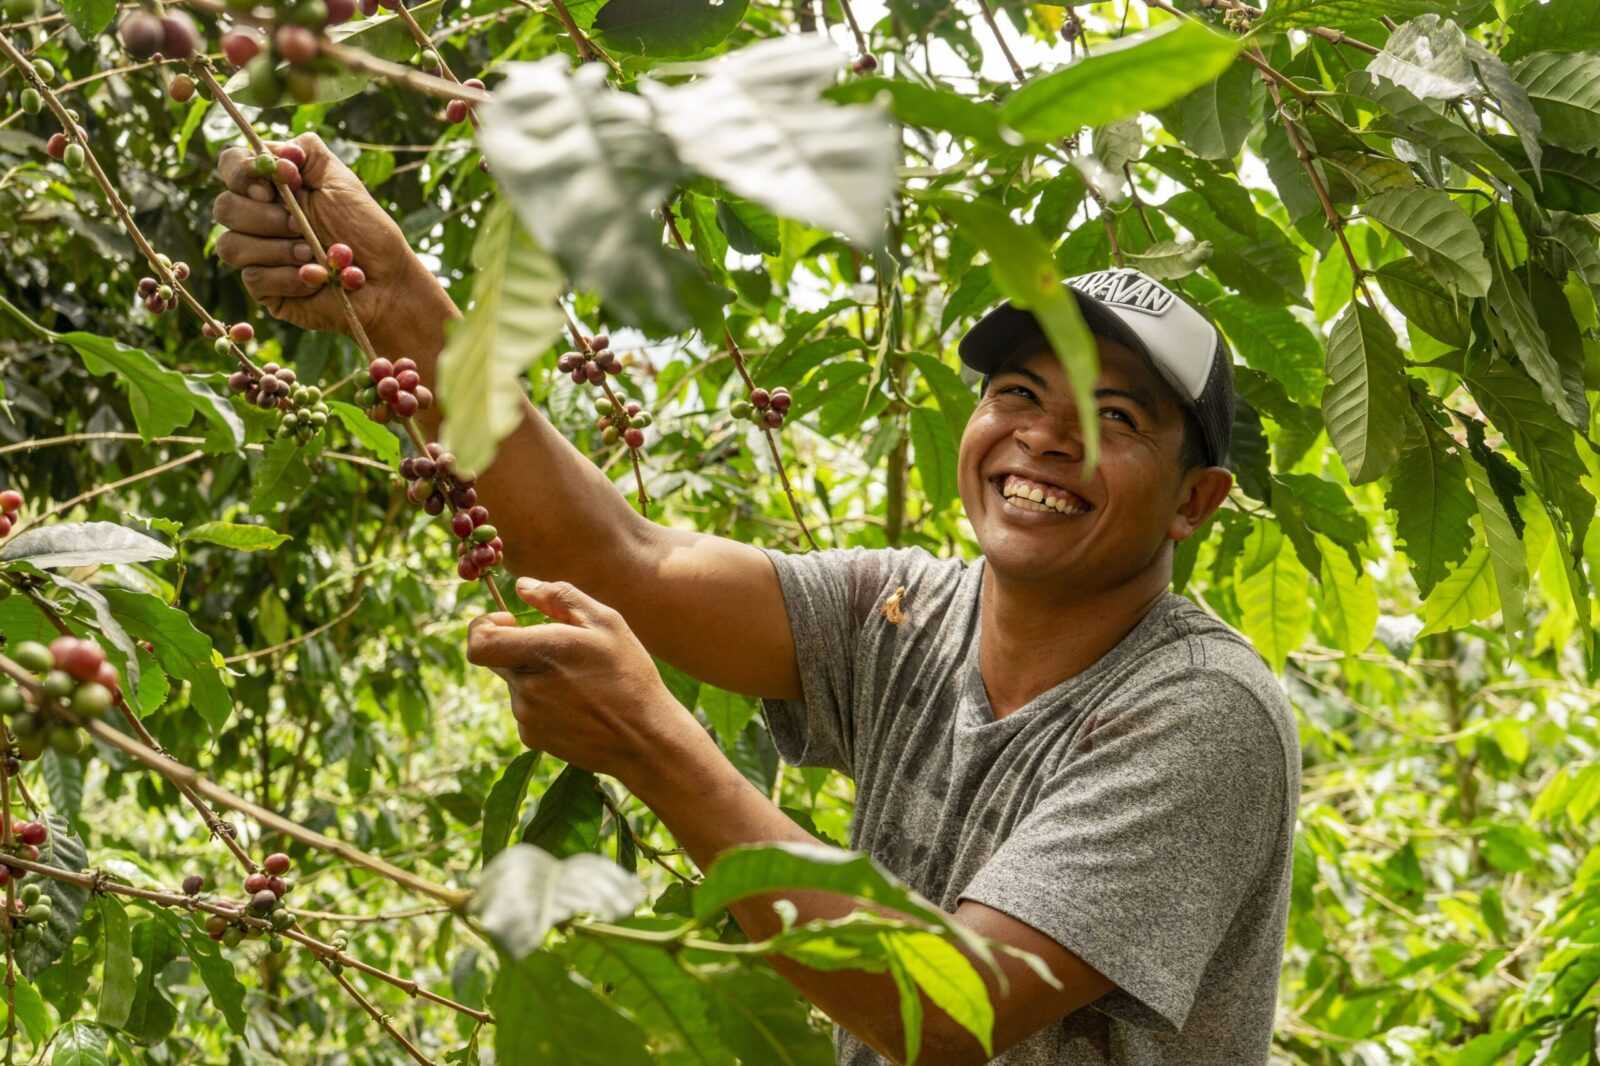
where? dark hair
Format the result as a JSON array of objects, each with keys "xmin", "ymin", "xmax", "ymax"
[{"xmin": 980, "ymin": 371, "xmax": 1210, "ymax": 472}]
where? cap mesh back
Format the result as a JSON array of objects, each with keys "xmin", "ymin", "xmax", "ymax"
[{"xmin": 1193, "ymin": 332, "xmax": 1236, "ymax": 467}]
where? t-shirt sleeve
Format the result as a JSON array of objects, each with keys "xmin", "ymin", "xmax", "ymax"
[
  {"xmin": 757, "ymin": 547, "xmax": 930, "ymax": 775},
  {"xmin": 958, "ymin": 670, "xmax": 1289, "ymax": 1034}
]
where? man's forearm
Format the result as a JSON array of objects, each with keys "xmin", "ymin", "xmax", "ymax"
[{"xmin": 623, "ymin": 712, "xmax": 990, "ymax": 1065}]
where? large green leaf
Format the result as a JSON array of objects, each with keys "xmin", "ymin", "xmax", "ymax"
[
  {"xmin": 478, "ymin": 58, "xmax": 719, "ymax": 337},
  {"xmin": 522, "ymin": 763, "xmax": 607, "ymax": 858},
  {"xmin": 999, "ymin": 21, "xmax": 1243, "ymax": 143},
  {"xmin": 177, "ymin": 924, "xmax": 249, "ymax": 1035},
  {"xmin": 882, "ymin": 931, "xmax": 994, "ymax": 1057},
  {"xmin": 1485, "ymin": 251, "xmax": 1585, "ymax": 428},
  {"xmin": 593, "ymin": 0, "xmax": 748, "ymax": 57},
  {"xmin": 1160, "ymin": 191, "xmax": 1305, "ymax": 307},
  {"xmin": 1385, "ymin": 420, "xmax": 1476, "ymax": 598},
  {"xmin": 1366, "ymin": 14, "xmax": 1479, "ymax": 100},
  {"xmin": 1316, "ymin": 533, "xmax": 1378, "ymax": 655},
  {"xmin": 1204, "ymin": 293, "xmax": 1324, "ymax": 405},
  {"xmin": 1505, "ymin": 0, "xmax": 1600, "ymax": 59},
  {"xmin": 1419, "ymin": 542, "xmax": 1497, "ymax": 635},
  {"xmin": 695, "ymin": 842, "xmax": 951, "ymax": 930},
  {"xmin": 438, "ymin": 201, "xmax": 565, "ymax": 476},
  {"xmin": 909, "ymin": 406, "xmax": 958, "ymax": 510},
  {"xmin": 1513, "ymin": 52, "xmax": 1600, "ymax": 153},
  {"xmin": 60, "ymin": 0, "xmax": 115, "ymax": 35},
  {"xmin": 183, "ymin": 521, "xmax": 291, "ymax": 552},
  {"xmin": 50, "ymin": 1023, "xmax": 108, "ymax": 1066},
  {"xmin": 492, "ymin": 953, "xmax": 653, "ymax": 1065},
  {"xmin": 474, "ymin": 844, "xmax": 645, "ymax": 960},
  {"xmin": 18, "ymin": 814, "xmax": 89, "ymax": 981},
  {"xmin": 1360, "ymin": 188, "xmax": 1490, "ymax": 297},
  {"xmin": 1256, "ymin": 0, "xmax": 1483, "ymax": 29},
  {"xmin": 62, "ymin": 333, "xmax": 241, "ymax": 447},
  {"xmin": 1464, "ymin": 452, "xmax": 1528, "ymax": 643},
  {"xmin": 1156, "ymin": 59, "xmax": 1258, "ymax": 161},
  {"xmin": 1235, "ymin": 521, "xmax": 1311, "ymax": 672},
  {"xmin": 0, "ymin": 521, "xmax": 175, "ymax": 569},
  {"xmin": 701, "ymin": 966, "xmax": 834, "ymax": 1066},
  {"xmin": 100, "ymin": 588, "xmax": 233, "ymax": 735},
  {"xmin": 1271, "ymin": 472, "xmax": 1367, "ymax": 574},
  {"xmin": 94, "ymin": 898, "xmax": 134, "ymax": 1030},
  {"xmin": 644, "ymin": 36, "xmax": 896, "ymax": 247},
  {"xmin": 826, "ymin": 77, "xmax": 1004, "ymax": 145},
  {"xmin": 482, "ymin": 750, "xmax": 542, "ymax": 866},
  {"xmin": 1374, "ymin": 258, "xmax": 1471, "ymax": 345},
  {"xmin": 933, "ymin": 196, "xmax": 1100, "ymax": 466},
  {"xmin": 1320, "ymin": 302, "xmax": 1409, "ymax": 485}
]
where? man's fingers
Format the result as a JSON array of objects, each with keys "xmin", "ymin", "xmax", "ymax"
[
  {"xmin": 280, "ymin": 132, "xmax": 357, "ymax": 191},
  {"xmin": 466, "ymin": 619, "xmax": 579, "ymax": 673},
  {"xmin": 241, "ymin": 265, "xmax": 318, "ymax": 300},
  {"xmin": 212, "ymin": 192, "xmax": 298, "ymax": 238},
  {"xmin": 514, "ymin": 578, "xmax": 618, "ymax": 629},
  {"xmin": 217, "ymin": 145, "xmax": 276, "ymax": 201},
  {"xmin": 217, "ymin": 232, "xmax": 311, "ymax": 270}
]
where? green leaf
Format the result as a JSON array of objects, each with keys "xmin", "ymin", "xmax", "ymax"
[
  {"xmin": 1204, "ymin": 293, "xmax": 1324, "ymax": 405},
  {"xmin": 1360, "ymin": 188, "xmax": 1490, "ymax": 297},
  {"xmin": 183, "ymin": 521, "xmax": 291, "ymax": 552},
  {"xmin": 473, "ymin": 844, "xmax": 645, "ymax": 960},
  {"xmin": 1485, "ymin": 251, "xmax": 1584, "ymax": 429},
  {"xmin": 909, "ymin": 407, "xmax": 958, "ymax": 510},
  {"xmin": 0, "ymin": 521, "xmax": 175, "ymax": 569},
  {"xmin": 59, "ymin": 333, "xmax": 241, "ymax": 446},
  {"xmin": 1235, "ymin": 521, "xmax": 1311, "ymax": 672},
  {"xmin": 699, "ymin": 685, "xmax": 761, "ymax": 746},
  {"xmin": 1156, "ymin": 59, "xmax": 1257, "ymax": 160},
  {"xmin": 1374, "ymin": 258, "xmax": 1470, "ymax": 345},
  {"xmin": 1464, "ymin": 361, "xmax": 1593, "ymax": 555},
  {"xmin": 644, "ymin": 36, "xmax": 896, "ymax": 247},
  {"xmin": 101, "ymin": 588, "xmax": 233, "ymax": 735},
  {"xmin": 177, "ymin": 924, "xmax": 249, "ymax": 1035},
  {"xmin": 18, "ymin": 814, "xmax": 90, "ymax": 981},
  {"xmin": 715, "ymin": 197, "xmax": 781, "ymax": 256},
  {"xmin": 905, "ymin": 353, "xmax": 976, "ymax": 440},
  {"xmin": 174, "ymin": 97, "xmax": 211, "ymax": 163},
  {"xmin": 121, "ymin": 909, "xmax": 182, "ymax": 1042},
  {"xmin": 1512, "ymin": 52, "xmax": 1600, "ymax": 153},
  {"xmin": 826, "ymin": 77, "xmax": 1004, "ymax": 145},
  {"xmin": 702, "ymin": 967, "xmax": 834, "ymax": 1065},
  {"xmin": 1465, "ymin": 450, "xmax": 1528, "ymax": 643},
  {"xmin": 328, "ymin": 400, "xmax": 402, "ymax": 467},
  {"xmin": 1000, "ymin": 21, "xmax": 1244, "ymax": 143},
  {"xmin": 94, "ymin": 898, "xmax": 134, "ymax": 1030},
  {"xmin": 60, "ymin": 0, "xmax": 115, "ymax": 34},
  {"xmin": 1256, "ymin": 0, "xmax": 1481, "ymax": 29},
  {"xmin": 51, "ymin": 1022, "xmax": 108, "ymax": 1066},
  {"xmin": 594, "ymin": 0, "xmax": 748, "ymax": 57},
  {"xmin": 250, "ymin": 437, "xmax": 314, "ymax": 513},
  {"xmin": 1321, "ymin": 302, "xmax": 1409, "ymax": 485},
  {"xmin": 493, "ymin": 953, "xmax": 653, "ymax": 1064},
  {"xmin": 933, "ymin": 196, "xmax": 1099, "ymax": 467},
  {"xmin": 882, "ymin": 931, "xmax": 994, "ymax": 1057},
  {"xmin": 884, "ymin": 944, "xmax": 924, "ymax": 1066},
  {"xmin": 1386, "ymin": 419, "xmax": 1476, "ymax": 598},
  {"xmin": 482, "ymin": 750, "xmax": 542, "ymax": 866},
  {"xmin": 479, "ymin": 59, "xmax": 718, "ymax": 337},
  {"xmin": 1316, "ymin": 533, "xmax": 1378, "ymax": 655},
  {"xmin": 521, "ymin": 764, "xmax": 606, "ymax": 858},
  {"xmin": 2, "ymin": 975, "xmax": 48, "ymax": 1045},
  {"xmin": 1419, "ymin": 542, "xmax": 1498, "ymax": 635},
  {"xmin": 695, "ymin": 842, "xmax": 951, "ymax": 931},
  {"xmin": 1160, "ymin": 191, "xmax": 1305, "ymax": 307},
  {"xmin": 1271, "ymin": 472, "xmax": 1367, "ymax": 574},
  {"xmin": 1122, "ymin": 239, "xmax": 1212, "ymax": 281},
  {"xmin": 1366, "ymin": 14, "xmax": 1479, "ymax": 100},
  {"xmin": 438, "ymin": 200, "xmax": 565, "ymax": 476},
  {"xmin": 1505, "ymin": 0, "xmax": 1600, "ymax": 59}
]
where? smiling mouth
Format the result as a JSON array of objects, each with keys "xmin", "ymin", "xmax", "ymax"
[{"xmin": 992, "ymin": 474, "xmax": 1093, "ymax": 516}]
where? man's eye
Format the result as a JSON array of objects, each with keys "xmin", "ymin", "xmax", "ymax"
[
  {"xmin": 1001, "ymin": 385, "xmax": 1036, "ymax": 400},
  {"xmin": 1100, "ymin": 407, "xmax": 1136, "ymax": 427}
]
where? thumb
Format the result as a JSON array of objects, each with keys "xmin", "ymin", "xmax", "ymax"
[
  {"xmin": 515, "ymin": 578, "xmax": 615, "ymax": 629},
  {"xmin": 285, "ymin": 131, "xmax": 357, "ymax": 191}
]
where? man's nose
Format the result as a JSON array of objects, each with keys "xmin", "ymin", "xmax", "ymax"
[{"xmin": 1014, "ymin": 411, "xmax": 1085, "ymax": 460}]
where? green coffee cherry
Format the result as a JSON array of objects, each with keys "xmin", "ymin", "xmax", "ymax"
[
  {"xmin": 215, "ymin": 337, "xmax": 232, "ymax": 356},
  {"xmin": 0, "ymin": 685, "xmax": 23, "ymax": 716},
  {"xmin": 19, "ymin": 885, "xmax": 39, "ymax": 906},
  {"xmin": 222, "ymin": 927, "xmax": 243, "ymax": 948},
  {"xmin": 62, "ymin": 143, "xmax": 83, "ymax": 170},
  {"xmin": 24, "ymin": 903, "xmax": 49, "ymax": 923},
  {"xmin": 19, "ymin": 88, "xmax": 41, "ymax": 114},
  {"xmin": 252, "ymin": 152, "xmax": 277, "ymax": 179},
  {"xmin": 71, "ymin": 682, "xmax": 112, "ymax": 715},
  {"xmin": 32, "ymin": 59, "xmax": 53, "ymax": 83},
  {"xmin": 471, "ymin": 523, "xmax": 497, "ymax": 544},
  {"xmin": 48, "ymin": 727, "xmax": 83, "ymax": 755},
  {"xmin": 12, "ymin": 642, "xmax": 51, "ymax": 674},
  {"xmin": 730, "ymin": 401, "xmax": 753, "ymax": 419},
  {"xmin": 42, "ymin": 671, "xmax": 75, "ymax": 700}
]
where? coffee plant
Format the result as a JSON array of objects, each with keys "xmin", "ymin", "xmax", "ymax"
[{"xmin": 1, "ymin": 0, "xmax": 1599, "ymax": 1061}]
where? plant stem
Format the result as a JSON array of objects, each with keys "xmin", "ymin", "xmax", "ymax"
[
  {"xmin": 974, "ymin": 0, "xmax": 1026, "ymax": 82},
  {"xmin": 328, "ymin": 963, "xmax": 440, "ymax": 1066},
  {"xmin": 546, "ymin": 0, "xmax": 621, "ymax": 75},
  {"xmin": 837, "ymin": 0, "xmax": 870, "ymax": 59}
]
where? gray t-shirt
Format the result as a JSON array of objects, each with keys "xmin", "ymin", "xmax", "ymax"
[{"xmin": 761, "ymin": 547, "xmax": 1299, "ymax": 1065}]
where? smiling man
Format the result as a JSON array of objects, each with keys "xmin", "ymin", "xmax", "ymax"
[{"xmin": 212, "ymin": 135, "xmax": 1299, "ymax": 1065}]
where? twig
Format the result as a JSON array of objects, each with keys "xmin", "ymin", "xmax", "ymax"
[
  {"xmin": 974, "ymin": 0, "xmax": 1026, "ymax": 82},
  {"xmin": 385, "ymin": 0, "xmax": 480, "ymax": 131},
  {"xmin": 659, "ymin": 207, "xmax": 821, "ymax": 549},
  {"xmin": 546, "ymin": 0, "xmax": 622, "ymax": 75},
  {"xmin": 328, "ymin": 963, "xmax": 439, "ymax": 1066},
  {"xmin": 837, "ymin": 0, "xmax": 871, "ymax": 60}
]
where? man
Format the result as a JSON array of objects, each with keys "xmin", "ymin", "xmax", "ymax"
[{"xmin": 212, "ymin": 134, "xmax": 1300, "ymax": 1065}]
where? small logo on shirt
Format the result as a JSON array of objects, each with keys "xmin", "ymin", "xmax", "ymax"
[{"xmin": 1071, "ymin": 269, "xmax": 1177, "ymax": 317}]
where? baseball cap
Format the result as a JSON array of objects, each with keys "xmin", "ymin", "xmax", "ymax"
[{"xmin": 958, "ymin": 267, "xmax": 1236, "ymax": 467}]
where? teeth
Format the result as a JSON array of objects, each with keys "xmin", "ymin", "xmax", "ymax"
[
  {"xmin": 1029, "ymin": 487, "xmax": 1044, "ymax": 503},
  {"xmin": 1000, "ymin": 474, "xmax": 1089, "ymax": 515}
]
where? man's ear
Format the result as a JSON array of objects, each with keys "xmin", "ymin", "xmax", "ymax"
[{"xmin": 1169, "ymin": 466, "xmax": 1233, "ymax": 541}]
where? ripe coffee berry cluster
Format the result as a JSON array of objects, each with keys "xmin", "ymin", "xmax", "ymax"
[
  {"xmin": 400, "ymin": 443, "xmax": 478, "ymax": 516},
  {"xmin": 357, "ymin": 357, "xmax": 434, "ymax": 422},
  {"xmin": 44, "ymin": 131, "xmax": 85, "ymax": 171},
  {"xmin": 227, "ymin": 0, "xmax": 356, "ymax": 107},
  {"xmin": 200, "ymin": 851, "xmax": 297, "ymax": 948},
  {"xmin": 227, "ymin": 360, "xmax": 300, "ymax": 411},
  {"xmin": 118, "ymin": 10, "xmax": 202, "ymax": 61},
  {"xmin": 1, "ymin": 637, "xmax": 119, "ymax": 759},
  {"xmin": 444, "ymin": 79, "xmax": 487, "ymax": 124},
  {"xmin": 556, "ymin": 335, "xmax": 623, "ymax": 386},
  {"xmin": 594, "ymin": 398, "xmax": 651, "ymax": 451},
  {"xmin": 0, "ymin": 488, "xmax": 22, "ymax": 538},
  {"xmin": 134, "ymin": 255, "xmax": 189, "ymax": 316},
  {"xmin": 296, "ymin": 242, "xmax": 366, "ymax": 292},
  {"xmin": 730, "ymin": 386, "xmax": 792, "ymax": 430},
  {"xmin": 450, "ymin": 502, "xmax": 504, "ymax": 582}
]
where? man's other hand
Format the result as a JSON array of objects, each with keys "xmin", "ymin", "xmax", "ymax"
[
  {"xmin": 466, "ymin": 578, "xmax": 697, "ymax": 779},
  {"xmin": 211, "ymin": 132, "xmax": 442, "ymax": 349}
]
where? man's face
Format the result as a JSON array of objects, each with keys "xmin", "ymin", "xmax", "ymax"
[{"xmin": 957, "ymin": 339, "xmax": 1224, "ymax": 593}]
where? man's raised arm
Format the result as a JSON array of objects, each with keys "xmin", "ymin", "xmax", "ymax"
[{"xmin": 211, "ymin": 132, "xmax": 802, "ymax": 700}]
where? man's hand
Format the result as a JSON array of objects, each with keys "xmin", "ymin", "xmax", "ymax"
[
  {"xmin": 466, "ymin": 578, "xmax": 698, "ymax": 779},
  {"xmin": 211, "ymin": 132, "xmax": 451, "ymax": 352}
]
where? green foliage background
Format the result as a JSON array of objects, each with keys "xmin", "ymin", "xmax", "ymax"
[{"xmin": 1, "ymin": 0, "xmax": 1599, "ymax": 1062}]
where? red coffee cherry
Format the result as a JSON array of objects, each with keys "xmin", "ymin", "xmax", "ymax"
[
  {"xmin": 298, "ymin": 263, "xmax": 328, "ymax": 287},
  {"xmin": 267, "ymin": 876, "xmax": 288, "ymax": 897},
  {"xmin": 853, "ymin": 54, "xmax": 877, "ymax": 73},
  {"xmin": 457, "ymin": 558, "xmax": 480, "ymax": 581},
  {"xmin": 624, "ymin": 428, "xmax": 645, "ymax": 449},
  {"xmin": 263, "ymin": 853, "xmax": 291, "ymax": 876},
  {"xmin": 169, "ymin": 74, "xmax": 195, "ymax": 102},
  {"xmin": 368, "ymin": 358, "xmax": 394, "ymax": 382},
  {"xmin": 376, "ymin": 377, "xmax": 401, "ymax": 402},
  {"xmin": 326, "ymin": 243, "xmax": 354, "ymax": 271},
  {"xmin": 159, "ymin": 12, "xmax": 201, "ymax": 59},
  {"xmin": 414, "ymin": 385, "xmax": 434, "ymax": 410},
  {"xmin": 445, "ymin": 99, "xmax": 468, "ymax": 124},
  {"xmin": 182, "ymin": 874, "xmax": 204, "ymax": 895},
  {"xmin": 221, "ymin": 30, "xmax": 260, "ymax": 68},
  {"xmin": 391, "ymin": 391, "xmax": 419, "ymax": 418},
  {"xmin": 275, "ymin": 25, "xmax": 318, "ymax": 64},
  {"xmin": 339, "ymin": 266, "xmax": 365, "ymax": 291},
  {"xmin": 750, "ymin": 388, "xmax": 770, "ymax": 410},
  {"xmin": 94, "ymin": 661, "xmax": 120, "ymax": 692},
  {"xmin": 424, "ymin": 491, "xmax": 446, "ymax": 515},
  {"xmin": 229, "ymin": 322, "xmax": 255, "ymax": 344},
  {"xmin": 245, "ymin": 873, "xmax": 270, "ymax": 894},
  {"xmin": 325, "ymin": 0, "xmax": 356, "ymax": 23},
  {"xmin": 118, "ymin": 12, "xmax": 164, "ymax": 59},
  {"xmin": 451, "ymin": 512, "xmax": 473, "ymax": 538},
  {"xmin": 17, "ymin": 822, "xmax": 46, "ymax": 847},
  {"xmin": 393, "ymin": 358, "xmax": 417, "ymax": 375},
  {"xmin": 275, "ymin": 143, "xmax": 308, "ymax": 170},
  {"xmin": 249, "ymin": 890, "xmax": 277, "ymax": 915},
  {"xmin": 46, "ymin": 133, "xmax": 67, "ymax": 160}
]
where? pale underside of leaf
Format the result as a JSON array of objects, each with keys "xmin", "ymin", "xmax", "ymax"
[{"xmin": 1360, "ymin": 188, "xmax": 1490, "ymax": 297}]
